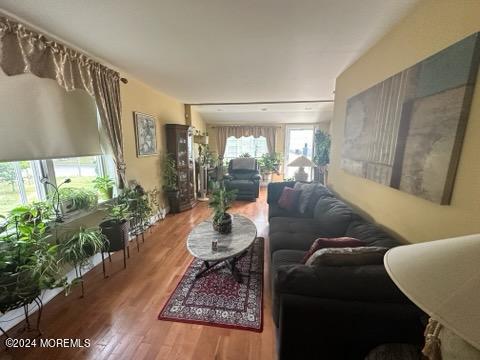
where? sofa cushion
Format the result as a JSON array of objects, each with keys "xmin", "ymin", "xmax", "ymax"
[
  {"xmin": 306, "ymin": 246, "xmax": 389, "ymax": 267},
  {"xmin": 305, "ymin": 184, "xmax": 335, "ymax": 215},
  {"xmin": 302, "ymin": 237, "xmax": 367, "ymax": 264},
  {"xmin": 278, "ymin": 187, "xmax": 301, "ymax": 211},
  {"xmin": 313, "ymin": 197, "xmax": 360, "ymax": 237},
  {"xmin": 268, "ymin": 203, "xmax": 310, "ymax": 219},
  {"xmin": 346, "ymin": 220, "xmax": 400, "ymax": 248},
  {"xmin": 294, "ymin": 182, "xmax": 317, "ymax": 213},
  {"xmin": 269, "ymin": 217, "xmax": 325, "ymax": 255}
]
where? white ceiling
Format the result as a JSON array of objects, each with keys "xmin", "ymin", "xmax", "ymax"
[
  {"xmin": 0, "ymin": 0, "xmax": 418, "ymax": 104},
  {"xmin": 193, "ymin": 102, "xmax": 334, "ymax": 124}
]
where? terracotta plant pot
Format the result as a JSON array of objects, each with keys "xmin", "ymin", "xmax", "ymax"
[{"xmin": 213, "ymin": 213, "xmax": 232, "ymax": 234}]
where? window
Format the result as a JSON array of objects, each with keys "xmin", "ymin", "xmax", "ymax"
[
  {"xmin": 284, "ymin": 125, "xmax": 315, "ymax": 180},
  {"xmin": 224, "ymin": 136, "xmax": 268, "ymax": 163},
  {"xmin": 52, "ymin": 156, "xmax": 102, "ymax": 191},
  {"xmin": 0, "ymin": 161, "xmax": 44, "ymax": 216},
  {"xmin": 0, "ymin": 155, "xmax": 116, "ymax": 217}
]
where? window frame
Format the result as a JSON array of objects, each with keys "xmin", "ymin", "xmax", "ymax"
[{"xmin": 0, "ymin": 154, "xmax": 116, "ymax": 217}]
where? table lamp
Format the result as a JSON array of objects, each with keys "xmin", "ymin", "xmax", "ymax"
[
  {"xmin": 384, "ymin": 234, "xmax": 480, "ymax": 359},
  {"xmin": 287, "ymin": 155, "xmax": 315, "ymax": 182}
]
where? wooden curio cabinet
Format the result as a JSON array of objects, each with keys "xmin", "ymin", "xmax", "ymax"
[{"xmin": 165, "ymin": 124, "xmax": 197, "ymax": 212}]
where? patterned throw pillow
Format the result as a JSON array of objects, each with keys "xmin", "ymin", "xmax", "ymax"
[
  {"xmin": 305, "ymin": 246, "xmax": 389, "ymax": 267},
  {"xmin": 293, "ymin": 182, "xmax": 317, "ymax": 214},
  {"xmin": 302, "ymin": 237, "xmax": 366, "ymax": 264},
  {"xmin": 277, "ymin": 187, "xmax": 301, "ymax": 211}
]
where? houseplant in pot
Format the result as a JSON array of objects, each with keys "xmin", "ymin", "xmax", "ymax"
[
  {"xmin": 313, "ymin": 130, "xmax": 331, "ymax": 184},
  {"xmin": 0, "ymin": 203, "xmax": 68, "ymax": 332},
  {"xmin": 59, "ymin": 227, "xmax": 106, "ymax": 296},
  {"xmin": 57, "ymin": 187, "xmax": 98, "ymax": 213},
  {"xmin": 209, "ymin": 182, "xmax": 237, "ymax": 234},
  {"xmin": 93, "ymin": 175, "xmax": 115, "ymax": 200},
  {"xmin": 162, "ymin": 154, "xmax": 180, "ymax": 213},
  {"xmin": 258, "ymin": 152, "xmax": 282, "ymax": 183},
  {"xmin": 99, "ymin": 202, "xmax": 130, "ymax": 254}
]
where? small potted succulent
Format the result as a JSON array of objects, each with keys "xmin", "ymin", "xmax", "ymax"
[
  {"xmin": 209, "ymin": 182, "xmax": 237, "ymax": 234},
  {"xmin": 93, "ymin": 176, "xmax": 115, "ymax": 200}
]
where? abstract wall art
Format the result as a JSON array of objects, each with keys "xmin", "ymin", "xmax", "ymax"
[{"xmin": 342, "ymin": 32, "xmax": 480, "ymax": 204}]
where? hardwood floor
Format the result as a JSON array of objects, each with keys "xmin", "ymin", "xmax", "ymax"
[{"xmin": 0, "ymin": 188, "xmax": 275, "ymax": 360}]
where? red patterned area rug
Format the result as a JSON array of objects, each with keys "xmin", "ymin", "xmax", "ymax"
[{"xmin": 158, "ymin": 237, "xmax": 264, "ymax": 332}]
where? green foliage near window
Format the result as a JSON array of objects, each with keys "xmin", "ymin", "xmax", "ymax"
[
  {"xmin": 239, "ymin": 153, "xmax": 252, "ymax": 158},
  {"xmin": 258, "ymin": 153, "xmax": 282, "ymax": 174},
  {"xmin": 59, "ymin": 227, "xmax": 106, "ymax": 269},
  {"xmin": 93, "ymin": 176, "xmax": 115, "ymax": 200},
  {"xmin": 119, "ymin": 185, "xmax": 152, "ymax": 228},
  {"xmin": 162, "ymin": 154, "xmax": 178, "ymax": 191},
  {"xmin": 313, "ymin": 130, "xmax": 331, "ymax": 167},
  {"xmin": 57, "ymin": 187, "xmax": 98, "ymax": 212},
  {"xmin": 208, "ymin": 182, "xmax": 237, "ymax": 225},
  {"xmin": 105, "ymin": 202, "xmax": 130, "ymax": 223},
  {"xmin": 0, "ymin": 203, "xmax": 68, "ymax": 313}
]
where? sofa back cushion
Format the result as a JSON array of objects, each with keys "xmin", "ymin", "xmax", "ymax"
[
  {"xmin": 277, "ymin": 187, "xmax": 301, "ymax": 211},
  {"xmin": 313, "ymin": 197, "xmax": 360, "ymax": 237},
  {"xmin": 345, "ymin": 220, "xmax": 400, "ymax": 248},
  {"xmin": 305, "ymin": 184, "xmax": 335, "ymax": 215}
]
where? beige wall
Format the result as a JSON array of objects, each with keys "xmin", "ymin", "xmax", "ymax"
[
  {"xmin": 329, "ymin": 0, "xmax": 480, "ymax": 243},
  {"xmin": 121, "ymin": 77, "xmax": 189, "ymax": 195}
]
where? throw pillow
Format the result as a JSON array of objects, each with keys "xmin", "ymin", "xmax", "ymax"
[
  {"xmin": 293, "ymin": 182, "xmax": 317, "ymax": 214},
  {"xmin": 302, "ymin": 237, "xmax": 366, "ymax": 264},
  {"xmin": 277, "ymin": 187, "xmax": 301, "ymax": 211},
  {"xmin": 305, "ymin": 184, "xmax": 334, "ymax": 214},
  {"xmin": 305, "ymin": 246, "xmax": 389, "ymax": 267}
]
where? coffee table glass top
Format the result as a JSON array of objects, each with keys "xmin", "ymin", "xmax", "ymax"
[{"xmin": 187, "ymin": 215, "xmax": 257, "ymax": 262}]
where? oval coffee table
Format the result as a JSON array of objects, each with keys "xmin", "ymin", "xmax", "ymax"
[{"xmin": 187, "ymin": 214, "xmax": 257, "ymax": 283}]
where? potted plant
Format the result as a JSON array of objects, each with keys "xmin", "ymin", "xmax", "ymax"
[
  {"xmin": 93, "ymin": 176, "xmax": 115, "ymax": 200},
  {"xmin": 59, "ymin": 227, "xmax": 106, "ymax": 296},
  {"xmin": 209, "ymin": 182, "xmax": 237, "ymax": 234},
  {"xmin": 0, "ymin": 203, "xmax": 68, "ymax": 329},
  {"xmin": 313, "ymin": 130, "xmax": 331, "ymax": 184},
  {"xmin": 258, "ymin": 153, "xmax": 282, "ymax": 183},
  {"xmin": 58, "ymin": 187, "xmax": 98, "ymax": 213},
  {"xmin": 162, "ymin": 154, "xmax": 180, "ymax": 213},
  {"xmin": 119, "ymin": 185, "xmax": 152, "ymax": 235},
  {"xmin": 99, "ymin": 202, "xmax": 130, "ymax": 254}
]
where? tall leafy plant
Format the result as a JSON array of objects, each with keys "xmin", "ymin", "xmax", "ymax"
[
  {"xmin": 313, "ymin": 130, "xmax": 331, "ymax": 167},
  {"xmin": 209, "ymin": 182, "xmax": 237, "ymax": 225},
  {"xmin": 162, "ymin": 154, "xmax": 178, "ymax": 192}
]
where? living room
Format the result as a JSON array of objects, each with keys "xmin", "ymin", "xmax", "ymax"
[{"xmin": 0, "ymin": 0, "xmax": 479, "ymax": 359}]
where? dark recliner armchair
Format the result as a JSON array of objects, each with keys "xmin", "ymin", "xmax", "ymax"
[{"xmin": 224, "ymin": 158, "xmax": 261, "ymax": 201}]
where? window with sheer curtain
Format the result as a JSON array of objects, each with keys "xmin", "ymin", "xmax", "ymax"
[{"xmin": 224, "ymin": 136, "xmax": 268, "ymax": 163}]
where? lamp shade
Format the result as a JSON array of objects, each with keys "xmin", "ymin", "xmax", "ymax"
[
  {"xmin": 287, "ymin": 155, "xmax": 315, "ymax": 167},
  {"xmin": 384, "ymin": 234, "xmax": 480, "ymax": 350}
]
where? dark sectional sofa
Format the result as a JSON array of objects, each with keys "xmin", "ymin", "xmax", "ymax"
[{"xmin": 268, "ymin": 181, "xmax": 425, "ymax": 360}]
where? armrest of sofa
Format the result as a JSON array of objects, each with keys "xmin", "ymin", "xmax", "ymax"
[
  {"xmin": 251, "ymin": 174, "xmax": 261, "ymax": 181},
  {"xmin": 223, "ymin": 173, "xmax": 234, "ymax": 181},
  {"xmin": 274, "ymin": 264, "xmax": 411, "ymax": 304},
  {"xmin": 277, "ymin": 294, "xmax": 425, "ymax": 360},
  {"xmin": 267, "ymin": 181, "xmax": 296, "ymax": 204}
]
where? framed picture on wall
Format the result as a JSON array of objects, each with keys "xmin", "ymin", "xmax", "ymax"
[{"xmin": 133, "ymin": 111, "xmax": 157, "ymax": 157}]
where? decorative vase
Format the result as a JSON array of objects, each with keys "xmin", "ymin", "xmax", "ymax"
[{"xmin": 213, "ymin": 213, "xmax": 232, "ymax": 234}]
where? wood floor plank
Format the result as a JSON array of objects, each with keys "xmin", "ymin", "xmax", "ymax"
[{"xmin": 0, "ymin": 188, "xmax": 276, "ymax": 360}]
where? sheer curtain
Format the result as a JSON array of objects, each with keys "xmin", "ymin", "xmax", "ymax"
[{"xmin": 214, "ymin": 126, "xmax": 277, "ymax": 158}]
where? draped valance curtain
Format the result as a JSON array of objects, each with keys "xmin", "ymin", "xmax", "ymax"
[
  {"xmin": 215, "ymin": 126, "xmax": 277, "ymax": 159},
  {"xmin": 0, "ymin": 15, "xmax": 126, "ymax": 187}
]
